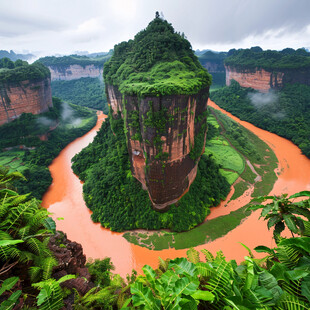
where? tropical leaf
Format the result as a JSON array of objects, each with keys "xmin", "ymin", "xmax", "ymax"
[
  {"xmin": 42, "ymin": 257, "xmax": 58, "ymax": 280},
  {"xmin": 0, "ymin": 277, "xmax": 19, "ymax": 296},
  {"xmin": 131, "ymin": 282, "xmax": 161, "ymax": 309},
  {"xmin": 187, "ymin": 248, "xmax": 200, "ymax": 264},
  {"xmin": 158, "ymin": 257, "xmax": 169, "ymax": 273},
  {"xmin": 289, "ymin": 191, "xmax": 310, "ymax": 199},
  {"xmin": 201, "ymin": 249, "xmax": 214, "ymax": 262},
  {"xmin": 168, "ymin": 257, "xmax": 196, "ymax": 277},
  {"xmin": 0, "ymin": 240, "xmax": 23, "ymax": 247},
  {"xmin": 142, "ymin": 265, "xmax": 156, "ymax": 289},
  {"xmin": 279, "ymin": 237, "xmax": 310, "ymax": 254},
  {"xmin": 191, "ymin": 290, "xmax": 215, "ymax": 301},
  {"xmin": 43, "ymin": 217, "xmax": 56, "ymax": 234},
  {"xmin": 275, "ymin": 292, "xmax": 309, "ymax": 310}
]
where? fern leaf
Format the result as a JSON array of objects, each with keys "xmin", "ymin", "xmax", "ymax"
[
  {"xmin": 201, "ymin": 249, "xmax": 215, "ymax": 262},
  {"xmin": 275, "ymin": 292, "xmax": 309, "ymax": 310},
  {"xmin": 29, "ymin": 266, "xmax": 42, "ymax": 283},
  {"xmin": 42, "ymin": 257, "xmax": 58, "ymax": 280},
  {"xmin": 187, "ymin": 247, "xmax": 200, "ymax": 264}
]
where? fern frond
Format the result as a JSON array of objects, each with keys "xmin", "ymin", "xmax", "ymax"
[
  {"xmin": 158, "ymin": 257, "xmax": 169, "ymax": 273},
  {"xmin": 19, "ymin": 250, "xmax": 34, "ymax": 264},
  {"xmin": 42, "ymin": 256, "xmax": 58, "ymax": 280},
  {"xmin": 276, "ymin": 245, "xmax": 301, "ymax": 269},
  {"xmin": 275, "ymin": 292, "xmax": 309, "ymax": 310},
  {"xmin": 201, "ymin": 249, "xmax": 215, "ymax": 262},
  {"xmin": 29, "ymin": 266, "xmax": 42, "ymax": 283},
  {"xmin": 25, "ymin": 237, "xmax": 46, "ymax": 256},
  {"xmin": 187, "ymin": 247, "xmax": 200, "ymax": 264},
  {"xmin": 0, "ymin": 245, "xmax": 20, "ymax": 262}
]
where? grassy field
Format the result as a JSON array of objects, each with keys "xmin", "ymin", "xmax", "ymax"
[{"xmin": 0, "ymin": 150, "xmax": 28, "ymax": 172}]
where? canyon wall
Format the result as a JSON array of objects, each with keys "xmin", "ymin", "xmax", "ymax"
[
  {"xmin": 226, "ymin": 65, "xmax": 310, "ymax": 92},
  {"xmin": 106, "ymin": 85, "xmax": 209, "ymax": 209},
  {"xmin": 48, "ymin": 64, "xmax": 103, "ymax": 81},
  {"xmin": 0, "ymin": 77, "xmax": 53, "ymax": 125}
]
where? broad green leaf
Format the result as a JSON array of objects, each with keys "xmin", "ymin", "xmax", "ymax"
[
  {"xmin": 191, "ymin": 290, "xmax": 215, "ymax": 301},
  {"xmin": 301, "ymin": 275, "xmax": 310, "ymax": 302},
  {"xmin": 239, "ymin": 243, "xmax": 254, "ymax": 258},
  {"xmin": 261, "ymin": 203, "xmax": 275, "ymax": 217},
  {"xmin": 254, "ymin": 245, "xmax": 275, "ymax": 255},
  {"xmin": 57, "ymin": 274, "xmax": 76, "ymax": 284},
  {"xmin": 258, "ymin": 269, "xmax": 283, "ymax": 302},
  {"xmin": 0, "ymin": 300, "xmax": 16, "ymax": 310},
  {"xmin": 267, "ymin": 215, "xmax": 281, "ymax": 229},
  {"xmin": 173, "ymin": 277, "xmax": 198, "ymax": 296},
  {"xmin": 0, "ymin": 240, "xmax": 24, "ymax": 247},
  {"xmin": 0, "ymin": 277, "xmax": 19, "ymax": 296},
  {"xmin": 285, "ymin": 269, "xmax": 309, "ymax": 281},
  {"xmin": 159, "ymin": 270, "xmax": 179, "ymax": 290},
  {"xmin": 250, "ymin": 196, "xmax": 275, "ymax": 203},
  {"xmin": 289, "ymin": 191, "xmax": 310, "ymax": 199},
  {"xmin": 283, "ymin": 214, "xmax": 299, "ymax": 233},
  {"xmin": 270, "ymin": 262, "xmax": 288, "ymax": 281},
  {"xmin": 131, "ymin": 282, "xmax": 161, "ymax": 310},
  {"xmin": 142, "ymin": 265, "xmax": 156, "ymax": 289},
  {"xmin": 43, "ymin": 217, "xmax": 56, "ymax": 233},
  {"xmin": 169, "ymin": 257, "xmax": 196, "ymax": 277},
  {"xmin": 279, "ymin": 237, "xmax": 310, "ymax": 253},
  {"xmin": 7, "ymin": 290, "xmax": 22, "ymax": 303}
]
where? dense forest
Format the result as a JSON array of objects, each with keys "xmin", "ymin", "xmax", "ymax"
[
  {"xmin": 51, "ymin": 77, "xmax": 108, "ymax": 113},
  {"xmin": 0, "ymin": 59, "xmax": 50, "ymax": 83},
  {"xmin": 72, "ymin": 108, "xmax": 230, "ymax": 232},
  {"xmin": 225, "ymin": 46, "xmax": 310, "ymax": 71},
  {"xmin": 1, "ymin": 168, "xmax": 309, "ymax": 309},
  {"xmin": 0, "ymin": 98, "xmax": 96, "ymax": 198},
  {"xmin": 210, "ymin": 80, "xmax": 310, "ymax": 158},
  {"xmin": 37, "ymin": 53, "xmax": 112, "ymax": 68},
  {"xmin": 104, "ymin": 13, "xmax": 211, "ymax": 96}
]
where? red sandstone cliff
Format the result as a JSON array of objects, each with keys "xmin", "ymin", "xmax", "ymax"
[
  {"xmin": 225, "ymin": 66, "xmax": 284, "ymax": 92},
  {"xmin": 0, "ymin": 77, "xmax": 52, "ymax": 126},
  {"xmin": 106, "ymin": 85, "xmax": 209, "ymax": 209},
  {"xmin": 48, "ymin": 64, "xmax": 103, "ymax": 81}
]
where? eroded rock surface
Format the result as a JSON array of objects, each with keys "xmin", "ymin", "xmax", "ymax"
[
  {"xmin": 0, "ymin": 77, "xmax": 52, "ymax": 125},
  {"xmin": 106, "ymin": 85, "xmax": 209, "ymax": 209}
]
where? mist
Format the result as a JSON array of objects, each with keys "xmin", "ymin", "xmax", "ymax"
[
  {"xmin": 36, "ymin": 116, "xmax": 57, "ymax": 128},
  {"xmin": 247, "ymin": 91, "xmax": 278, "ymax": 108}
]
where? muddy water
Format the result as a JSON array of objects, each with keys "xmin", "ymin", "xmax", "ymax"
[{"xmin": 42, "ymin": 104, "xmax": 310, "ymax": 278}]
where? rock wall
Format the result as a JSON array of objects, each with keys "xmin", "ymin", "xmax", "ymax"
[
  {"xmin": 225, "ymin": 66, "xmax": 284, "ymax": 92},
  {"xmin": 226, "ymin": 65, "xmax": 310, "ymax": 92},
  {"xmin": 0, "ymin": 77, "xmax": 53, "ymax": 126},
  {"xmin": 48, "ymin": 64, "xmax": 103, "ymax": 81},
  {"xmin": 200, "ymin": 60, "xmax": 225, "ymax": 73},
  {"xmin": 106, "ymin": 85, "xmax": 209, "ymax": 209}
]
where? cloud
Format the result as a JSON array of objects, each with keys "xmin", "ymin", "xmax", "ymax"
[{"xmin": 0, "ymin": 0, "xmax": 310, "ymax": 55}]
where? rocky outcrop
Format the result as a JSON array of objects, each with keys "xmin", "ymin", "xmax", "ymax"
[
  {"xmin": 49, "ymin": 232, "xmax": 94, "ymax": 296},
  {"xmin": 200, "ymin": 60, "xmax": 225, "ymax": 73},
  {"xmin": 225, "ymin": 65, "xmax": 310, "ymax": 92},
  {"xmin": 106, "ymin": 85, "xmax": 209, "ymax": 209},
  {"xmin": 0, "ymin": 77, "xmax": 53, "ymax": 126},
  {"xmin": 48, "ymin": 64, "xmax": 103, "ymax": 81}
]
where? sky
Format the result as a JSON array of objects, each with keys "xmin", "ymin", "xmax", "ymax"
[{"xmin": 1, "ymin": 0, "xmax": 310, "ymax": 57}]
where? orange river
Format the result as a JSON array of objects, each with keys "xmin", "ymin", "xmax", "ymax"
[{"xmin": 42, "ymin": 102, "xmax": 310, "ymax": 278}]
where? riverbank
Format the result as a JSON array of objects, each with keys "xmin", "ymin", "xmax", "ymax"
[{"xmin": 42, "ymin": 100, "xmax": 310, "ymax": 277}]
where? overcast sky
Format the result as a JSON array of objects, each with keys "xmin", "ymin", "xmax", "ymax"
[{"xmin": 1, "ymin": 0, "xmax": 310, "ymax": 57}]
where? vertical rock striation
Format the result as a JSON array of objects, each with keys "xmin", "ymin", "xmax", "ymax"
[
  {"xmin": 107, "ymin": 84, "xmax": 209, "ymax": 209},
  {"xmin": 0, "ymin": 77, "xmax": 52, "ymax": 125},
  {"xmin": 48, "ymin": 64, "xmax": 103, "ymax": 81}
]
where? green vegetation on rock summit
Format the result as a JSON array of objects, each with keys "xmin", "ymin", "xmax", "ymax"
[{"xmin": 104, "ymin": 14, "xmax": 211, "ymax": 96}]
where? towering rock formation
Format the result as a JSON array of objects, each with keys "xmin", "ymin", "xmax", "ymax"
[
  {"xmin": 105, "ymin": 15, "xmax": 211, "ymax": 209},
  {"xmin": 0, "ymin": 63, "xmax": 52, "ymax": 126},
  {"xmin": 107, "ymin": 85, "xmax": 209, "ymax": 209}
]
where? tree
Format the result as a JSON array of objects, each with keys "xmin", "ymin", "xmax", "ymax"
[{"xmin": 248, "ymin": 191, "xmax": 310, "ymax": 238}]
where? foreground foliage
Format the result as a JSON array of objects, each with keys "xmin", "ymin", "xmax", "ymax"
[{"xmin": 1, "ymin": 167, "xmax": 309, "ymax": 309}]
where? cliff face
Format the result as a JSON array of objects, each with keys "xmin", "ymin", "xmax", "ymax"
[
  {"xmin": 0, "ymin": 77, "xmax": 52, "ymax": 125},
  {"xmin": 107, "ymin": 84, "xmax": 209, "ymax": 209},
  {"xmin": 226, "ymin": 65, "xmax": 310, "ymax": 92},
  {"xmin": 48, "ymin": 64, "xmax": 103, "ymax": 81}
]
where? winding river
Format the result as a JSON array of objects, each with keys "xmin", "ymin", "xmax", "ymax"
[{"xmin": 42, "ymin": 102, "xmax": 310, "ymax": 277}]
